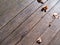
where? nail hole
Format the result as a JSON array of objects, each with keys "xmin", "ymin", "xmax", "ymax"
[
  {"xmin": 49, "ymin": 22, "xmax": 51, "ymax": 27},
  {"xmin": 49, "ymin": 24, "xmax": 51, "ymax": 27}
]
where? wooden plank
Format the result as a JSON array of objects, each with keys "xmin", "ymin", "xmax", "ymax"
[
  {"xmin": 0, "ymin": 0, "xmax": 34, "ymax": 28},
  {"xmin": 0, "ymin": 0, "xmax": 28, "ymax": 14},
  {"xmin": 46, "ymin": 5, "xmax": 60, "ymax": 45},
  {"xmin": 17, "ymin": 0, "xmax": 60, "ymax": 45},
  {"xmin": 33, "ymin": 19, "xmax": 60, "ymax": 45},
  {"xmin": 0, "ymin": 0, "xmax": 58, "ymax": 44},
  {"xmin": 0, "ymin": 0, "xmax": 34, "ymax": 14},
  {"xmin": 31, "ymin": 1, "xmax": 60, "ymax": 45},
  {"xmin": 0, "ymin": 0, "xmax": 25, "ymax": 6},
  {"xmin": 0, "ymin": 0, "xmax": 50, "ymax": 45},
  {"xmin": 0, "ymin": 0, "xmax": 18, "ymax": 15},
  {"xmin": 48, "ymin": 30, "xmax": 60, "ymax": 45},
  {"xmin": 0, "ymin": 0, "xmax": 42, "ymax": 44},
  {"xmin": 28, "ymin": 1, "xmax": 60, "ymax": 45}
]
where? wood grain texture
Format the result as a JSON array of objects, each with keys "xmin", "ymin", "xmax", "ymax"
[
  {"xmin": 30, "ymin": 1, "xmax": 60, "ymax": 45},
  {"xmin": 0, "ymin": 0, "xmax": 42, "ymax": 44},
  {"xmin": 0, "ymin": 0, "xmax": 31, "ymax": 15},
  {"xmin": 0, "ymin": 0, "xmax": 47, "ymax": 45},
  {"xmin": 0, "ymin": 0, "xmax": 34, "ymax": 28},
  {"xmin": 0, "ymin": 0, "xmax": 60, "ymax": 45},
  {"xmin": 48, "ymin": 30, "xmax": 60, "ymax": 45},
  {"xmin": 17, "ymin": 0, "xmax": 60, "ymax": 45},
  {"xmin": 32, "ymin": 1, "xmax": 60, "ymax": 45},
  {"xmin": 33, "ymin": 19, "xmax": 60, "ymax": 45}
]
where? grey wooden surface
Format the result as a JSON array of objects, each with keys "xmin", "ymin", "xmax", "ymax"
[
  {"xmin": 17, "ymin": 0, "xmax": 60, "ymax": 45},
  {"xmin": 0, "ymin": 0, "xmax": 60, "ymax": 45},
  {"xmin": 0, "ymin": 0, "xmax": 35, "ymax": 29},
  {"xmin": 0, "ymin": 0, "xmax": 42, "ymax": 44}
]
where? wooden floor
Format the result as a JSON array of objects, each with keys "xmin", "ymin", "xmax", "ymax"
[{"xmin": 0, "ymin": 0, "xmax": 60, "ymax": 45}]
